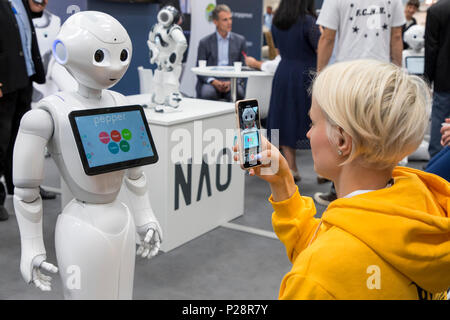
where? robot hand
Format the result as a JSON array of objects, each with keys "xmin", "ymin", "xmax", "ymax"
[
  {"xmin": 136, "ymin": 221, "xmax": 163, "ymax": 259},
  {"xmin": 150, "ymin": 48, "xmax": 160, "ymax": 65},
  {"xmin": 147, "ymin": 40, "xmax": 160, "ymax": 65},
  {"xmin": 26, "ymin": 256, "xmax": 58, "ymax": 291}
]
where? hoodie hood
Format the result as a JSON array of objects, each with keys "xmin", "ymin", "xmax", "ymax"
[{"xmin": 323, "ymin": 167, "xmax": 450, "ymax": 293}]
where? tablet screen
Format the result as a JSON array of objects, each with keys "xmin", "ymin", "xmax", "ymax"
[
  {"xmin": 69, "ymin": 105, "xmax": 158, "ymax": 175},
  {"xmin": 405, "ymin": 56, "xmax": 424, "ymax": 75}
]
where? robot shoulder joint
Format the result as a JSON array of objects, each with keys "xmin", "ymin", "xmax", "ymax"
[{"xmin": 19, "ymin": 109, "xmax": 54, "ymax": 140}]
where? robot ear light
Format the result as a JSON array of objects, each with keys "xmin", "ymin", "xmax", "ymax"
[{"xmin": 52, "ymin": 39, "xmax": 68, "ymax": 65}]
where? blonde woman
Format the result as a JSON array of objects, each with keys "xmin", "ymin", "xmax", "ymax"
[{"xmin": 235, "ymin": 60, "xmax": 450, "ymax": 299}]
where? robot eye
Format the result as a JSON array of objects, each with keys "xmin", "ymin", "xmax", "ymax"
[
  {"xmin": 160, "ymin": 12, "xmax": 169, "ymax": 22},
  {"xmin": 413, "ymin": 35, "xmax": 417, "ymax": 39},
  {"xmin": 94, "ymin": 49, "xmax": 105, "ymax": 63},
  {"xmin": 120, "ymin": 49, "xmax": 128, "ymax": 62},
  {"xmin": 92, "ymin": 48, "xmax": 111, "ymax": 67}
]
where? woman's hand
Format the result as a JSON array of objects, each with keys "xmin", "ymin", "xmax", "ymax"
[
  {"xmin": 441, "ymin": 118, "xmax": 450, "ymax": 147},
  {"xmin": 233, "ymin": 135, "xmax": 297, "ymax": 201}
]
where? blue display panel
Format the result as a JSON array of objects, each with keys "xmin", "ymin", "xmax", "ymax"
[{"xmin": 69, "ymin": 105, "xmax": 158, "ymax": 175}]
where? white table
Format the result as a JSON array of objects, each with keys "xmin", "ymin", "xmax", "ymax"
[
  {"xmin": 123, "ymin": 96, "xmax": 245, "ymax": 252},
  {"xmin": 61, "ymin": 96, "xmax": 245, "ymax": 252},
  {"xmin": 191, "ymin": 66, "xmax": 272, "ymax": 102}
]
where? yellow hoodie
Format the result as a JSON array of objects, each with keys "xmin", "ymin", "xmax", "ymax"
[{"xmin": 271, "ymin": 167, "xmax": 450, "ymax": 300}]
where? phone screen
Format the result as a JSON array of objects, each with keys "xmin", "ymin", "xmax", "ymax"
[{"xmin": 237, "ymin": 100, "xmax": 262, "ymax": 168}]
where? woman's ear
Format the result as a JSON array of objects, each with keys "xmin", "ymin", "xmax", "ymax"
[{"xmin": 337, "ymin": 127, "xmax": 352, "ymax": 156}]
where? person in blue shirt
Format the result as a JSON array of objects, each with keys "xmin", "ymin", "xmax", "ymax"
[
  {"xmin": 264, "ymin": 6, "xmax": 273, "ymax": 30},
  {"xmin": 196, "ymin": 4, "xmax": 247, "ymax": 101},
  {"xmin": 0, "ymin": 0, "xmax": 55, "ymax": 221}
]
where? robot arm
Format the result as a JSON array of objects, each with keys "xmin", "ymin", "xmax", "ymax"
[
  {"xmin": 13, "ymin": 109, "xmax": 58, "ymax": 291},
  {"xmin": 167, "ymin": 26, "xmax": 187, "ymax": 68},
  {"xmin": 147, "ymin": 27, "xmax": 160, "ymax": 65},
  {"xmin": 123, "ymin": 167, "xmax": 162, "ymax": 259}
]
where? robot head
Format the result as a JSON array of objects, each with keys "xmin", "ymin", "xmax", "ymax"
[
  {"xmin": 242, "ymin": 108, "xmax": 256, "ymax": 128},
  {"xmin": 52, "ymin": 11, "xmax": 132, "ymax": 90},
  {"xmin": 404, "ymin": 25, "xmax": 425, "ymax": 51},
  {"xmin": 157, "ymin": 6, "xmax": 181, "ymax": 28}
]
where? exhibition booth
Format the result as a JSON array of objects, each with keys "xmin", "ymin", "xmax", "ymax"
[{"xmin": 6, "ymin": 0, "xmax": 274, "ymax": 299}]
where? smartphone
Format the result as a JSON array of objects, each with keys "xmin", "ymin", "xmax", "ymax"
[{"xmin": 235, "ymin": 99, "xmax": 263, "ymax": 169}]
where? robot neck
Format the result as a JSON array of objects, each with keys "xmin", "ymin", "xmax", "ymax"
[{"xmin": 78, "ymin": 84, "xmax": 102, "ymax": 100}]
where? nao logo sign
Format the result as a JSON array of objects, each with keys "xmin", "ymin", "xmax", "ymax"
[
  {"xmin": 205, "ymin": 3, "xmax": 215, "ymax": 22},
  {"xmin": 174, "ymin": 148, "xmax": 232, "ymax": 211}
]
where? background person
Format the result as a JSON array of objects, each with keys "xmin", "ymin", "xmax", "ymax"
[
  {"xmin": 264, "ymin": 6, "xmax": 273, "ymax": 30},
  {"xmin": 245, "ymin": 54, "xmax": 281, "ymax": 74},
  {"xmin": 0, "ymin": 0, "xmax": 55, "ymax": 222},
  {"xmin": 424, "ymin": 0, "xmax": 450, "ymax": 159},
  {"xmin": 402, "ymin": 0, "xmax": 420, "ymax": 50},
  {"xmin": 425, "ymin": 118, "xmax": 450, "ymax": 181},
  {"xmin": 314, "ymin": 0, "xmax": 405, "ymax": 206},
  {"xmin": 195, "ymin": 4, "xmax": 247, "ymax": 101},
  {"xmin": 235, "ymin": 60, "xmax": 450, "ymax": 299},
  {"xmin": 266, "ymin": 0, "xmax": 320, "ymax": 182}
]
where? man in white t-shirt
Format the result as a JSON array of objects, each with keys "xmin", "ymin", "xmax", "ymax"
[
  {"xmin": 316, "ymin": 0, "xmax": 405, "ymax": 72},
  {"xmin": 314, "ymin": 0, "xmax": 405, "ymax": 206}
]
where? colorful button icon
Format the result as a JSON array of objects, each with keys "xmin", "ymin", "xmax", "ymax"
[
  {"xmin": 122, "ymin": 129, "xmax": 132, "ymax": 140},
  {"xmin": 99, "ymin": 131, "xmax": 110, "ymax": 144},
  {"xmin": 120, "ymin": 140, "xmax": 130, "ymax": 152},
  {"xmin": 110, "ymin": 130, "xmax": 121, "ymax": 142},
  {"xmin": 108, "ymin": 142, "xmax": 120, "ymax": 154}
]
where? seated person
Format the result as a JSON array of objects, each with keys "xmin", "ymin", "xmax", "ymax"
[
  {"xmin": 196, "ymin": 4, "xmax": 246, "ymax": 101},
  {"xmin": 426, "ymin": 118, "xmax": 450, "ymax": 181},
  {"xmin": 234, "ymin": 60, "xmax": 450, "ymax": 299},
  {"xmin": 245, "ymin": 54, "xmax": 281, "ymax": 74}
]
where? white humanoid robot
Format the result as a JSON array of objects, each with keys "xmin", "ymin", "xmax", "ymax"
[
  {"xmin": 147, "ymin": 6, "xmax": 187, "ymax": 112},
  {"xmin": 399, "ymin": 24, "xmax": 429, "ymax": 165},
  {"xmin": 13, "ymin": 11, "xmax": 162, "ymax": 299},
  {"xmin": 402, "ymin": 25, "xmax": 425, "ymax": 70}
]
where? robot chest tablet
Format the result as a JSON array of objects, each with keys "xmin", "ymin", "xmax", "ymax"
[{"xmin": 68, "ymin": 105, "xmax": 159, "ymax": 176}]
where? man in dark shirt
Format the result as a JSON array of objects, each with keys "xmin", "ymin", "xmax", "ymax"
[
  {"xmin": 0, "ymin": 0, "xmax": 55, "ymax": 221},
  {"xmin": 425, "ymin": 0, "xmax": 450, "ymax": 158}
]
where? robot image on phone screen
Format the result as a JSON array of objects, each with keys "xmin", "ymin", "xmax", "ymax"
[{"xmin": 239, "ymin": 103, "xmax": 261, "ymax": 168}]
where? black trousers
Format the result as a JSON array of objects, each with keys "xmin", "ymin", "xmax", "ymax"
[{"xmin": 0, "ymin": 81, "xmax": 33, "ymax": 201}]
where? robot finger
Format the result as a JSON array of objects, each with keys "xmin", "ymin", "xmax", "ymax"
[
  {"xmin": 154, "ymin": 230, "xmax": 162, "ymax": 244},
  {"xmin": 136, "ymin": 245, "xmax": 144, "ymax": 256},
  {"xmin": 141, "ymin": 247, "xmax": 150, "ymax": 258},
  {"xmin": 144, "ymin": 229, "xmax": 155, "ymax": 244},
  {"xmin": 148, "ymin": 242, "xmax": 160, "ymax": 259},
  {"xmin": 33, "ymin": 278, "xmax": 51, "ymax": 291},
  {"xmin": 40, "ymin": 261, "xmax": 58, "ymax": 274},
  {"xmin": 38, "ymin": 270, "xmax": 53, "ymax": 282}
]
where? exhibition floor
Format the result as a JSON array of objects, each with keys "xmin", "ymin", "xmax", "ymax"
[{"xmin": 0, "ymin": 150, "xmax": 426, "ymax": 300}]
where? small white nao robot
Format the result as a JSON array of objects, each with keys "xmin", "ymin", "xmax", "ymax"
[
  {"xmin": 402, "ymin": 25, "xmax": 425, "ymax": 68},
  {"xmin": 13, "ymin": 11, "xmax": 163, "ymax": 299},
  {"xmin": 147, "ymin": 6, "xmax": 187, "ymax": 112}
]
